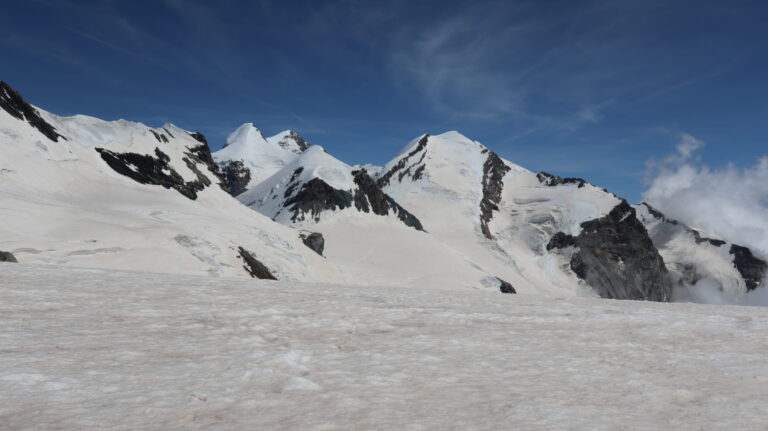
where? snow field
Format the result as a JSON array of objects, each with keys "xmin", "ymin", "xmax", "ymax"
[{"xmin": 2, "ymin": 264, "xmax": 768, "ymax": 430}]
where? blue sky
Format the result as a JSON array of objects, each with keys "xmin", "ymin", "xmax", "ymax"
[{"xmin": 2, "ymin": 0, "xmax": 768, "ymax": 202}]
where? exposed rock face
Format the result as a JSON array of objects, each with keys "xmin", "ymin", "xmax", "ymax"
[
  {"xmin": 95, "ymin": 130, "xmax": 227, "ymax": 200},
  {"xmin": 237, "ymin": 247, "xmax": 277, "ymax": 280},
  {"xmin": 692, "ymin": 230, "xmax": 727, "ymax": 247},
  {"xmin": 300, "ymin": 232, "xmax": 325, "ymax": 256},
  {"xmin": 547, "ymin": 232, "xmax": 577, "ymax": 250},
  {"xmin": 730, "ymin": 245, "xmax": 767, "ymax": 291},
  {"xmin": 150, "ymin": 130, "xmax": 169, "ymax": 143},
  {"xmin": 377, "ymin": 134, "xmax": 430, "ymax": 188},
  {"xmin": 352, "ymin": 170, "xmax": 424, "ymax": 231},
  {"xmin": 0, "ymin": 251, "xmax": 17, "ymax": 262},
  {"xmin": 479, "ymin": 150, "xmax": 510, "ymax": 240},
  {"xmin": 284, "ymin": 178, "xmax": 354, "ymax": 223},
  {"xmin": 0, "ymin": 81, "xmax": 64, "ymax": 142},
  {"xmin": 496, "ymin": 277, "xmax": 516, "ymax": 294},
  {"xmin": 220, "ymin": 160, "xmax": 251, "ymax": 196},
  {"xmin": 183, "ymin": 135, "xmax": 229, "ymax": 193},
  {"xmin": 278, "ymin": 169, "xmax": 424, "ymax": 230},
  {"xmin": 640, "ymin": 202, "xmax": 668, "ymax": 222},
  {"xmin": 276, "ymin": 131, "xmax": 310, "ymax": 154},
  {"xmin": 96, "ymin": 147, "xmax": 208, "ymax": 200},
  {"xmin": 536, "ymin": 172, "xmax": 587, "ymax": 188},
  {"xmin": 547, "ymin": 201, "xmax": 672, "ymax": 301}
]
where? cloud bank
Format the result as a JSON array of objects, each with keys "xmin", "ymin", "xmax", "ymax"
[{"xmin": 644, "ymin": 134, "xmax": 768, "ymax": 305}]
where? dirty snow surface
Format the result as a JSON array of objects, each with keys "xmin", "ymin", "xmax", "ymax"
[{"xmin": 2, "ymin": 264, "xmax": 768, "ymax": 430}]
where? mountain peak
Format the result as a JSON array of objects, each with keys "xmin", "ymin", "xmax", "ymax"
[{"xmin": 268, "ymin": 129, "xmax": 310, "ymax": 155}]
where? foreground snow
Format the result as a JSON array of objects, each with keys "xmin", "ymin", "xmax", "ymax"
[{"xmin": 2, "ymin": 264, "xmax": 768, "ymax": 430}]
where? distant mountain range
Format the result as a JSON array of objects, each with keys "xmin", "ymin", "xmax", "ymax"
[{"xmin": 1, "ymin": 80, "xmax": 765, "ymax": 302}]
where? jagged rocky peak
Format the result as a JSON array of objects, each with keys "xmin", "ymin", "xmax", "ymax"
[
  {"xmin": 237, "ymin": 145, "xmax": 423, "ymax": 230},
  {"xmin": 548, "ymin": 200, "xmax": 672, "ymax": 301},
  {"xmin": 267, "ymin": 130, "xmax": 310, "ymax": 155},
  {"xmin": 0, "ymin": 81, "xmax": 65, "ymax": 142},
  {"xmin": 536, "ymin": 171, "xmax": 587, "ymax": 188}
]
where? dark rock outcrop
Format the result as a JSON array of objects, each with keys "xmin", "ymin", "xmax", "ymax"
[
  {"xmin": 95, "ymin": 147, "xmax": 208, "ymax": 200},
  {"xmin": 352, "ymin": 170, "xmax": 424, "ymax": 231},
  {"xmin": 497, "ymin": 277, "xmax": 516, "ymax": 294},
  {"xmin": 730, "ymin": 245, "xmax": 767, "ymax": 291},
  {"xmin": 377, "ymin": 134, "xmax": 430, "ymax": 188},
  {"xmin": 279, "ymin": 170, "xmax": 424, "ymax": 231},
  {"xmin": 0, "ymin": 251, "xmax": 17, "ymax": 262},
  {"xmin": 150, "ymin": 130, "xmax": 169, "ymax": 143},
  {"xmin": 220, "ymin": 160, "xmax": 251, "ymax": 196},
  {"xmin": 0, "ymin": 81, "xmax": 65, "ymax": 142},
  {"xmin": 96, "ymin": 131, "xmax": 226, "ymax": 199},
  {"xmin": 183, "ymin": 138, "xmax": 229, "ymax": 193},
  {"xmin": 479, "ymin": 151, "xmax": 511, "ymax": 240},
  {"xmin": 283, "ymin": 167, "xmax": 305, "ymax": 198},
  {"xmin": 187, "ymin": 132, "xmax": 207, "ymax": 145},
  {"xmin": 536, "ymin": 172, "xmax": 587, "ymax": 188},
  {"xmin": 276, "ymin": 131, "xmax": 310, "ymax": 154},
  {"xmin": 237, "ymin": 247, "xmax": 277, "ymax": 280},
  {"xmin": 547, "ymin": 201, "xmax": 672, "ymax": 301},
  {"xmin": 640, "ymin": 203, "xmax": 674, "ymax": 224},
  {"xmin": 692, "ymin": 230, "xmax": 726, "ymax": 247},
  {"xmin": 546, "ymin": 232, "xmax": 577, "ymax": 250},
  {"xmin": 300, "ymin": 232, "xmax": 325, "ymax": 256},
  {"xmin": 284, "ymin": 178, "xmax": 354, "ymax": 223}
]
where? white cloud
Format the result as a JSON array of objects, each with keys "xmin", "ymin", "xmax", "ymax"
[
  {"xmin": 643, "ymin": 134, "xmax": 768, "ymax": 305},
  {"xmin": 674, "ymin": 133, "xmax": 704, "ymax": 161},
  {"xmin": 644, "ymin": 134, "xmax": 768, "ymax": 258}
]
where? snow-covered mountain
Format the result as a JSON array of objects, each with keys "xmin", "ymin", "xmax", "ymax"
[
  {"xmin": 236, "ymin": 144, "xmax": 513, "ymax": 291},
  {"xmin": 212, "ymin": 124, "xmax": 310, "ymax": 196},
  {"xmin": 238, "ymin": 145, "xmax": 421, "ymax": 229},
  {"xmin": 372, "ymin": 131, "xmax": 765, "ymax": 300},
  {"xmin": 1, "ymin": 78, "xmax": 765, "ymax": 302},
  {"xmin": 0, "ymin": 81, "xmax": 344, "ymax": 282}
]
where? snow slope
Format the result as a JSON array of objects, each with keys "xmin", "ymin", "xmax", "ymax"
[
  {"xmin": 0, "ymin": 83, "xmax": 344, "ymax": 282},
  {"xmin": 3, "ymin": 263, "xmax": 768, "ymax": 430}
]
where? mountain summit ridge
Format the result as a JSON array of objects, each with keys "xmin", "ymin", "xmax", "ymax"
[{"xmin": 0, "ymin": 80, "xmax": 765, "ymax": 302}]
